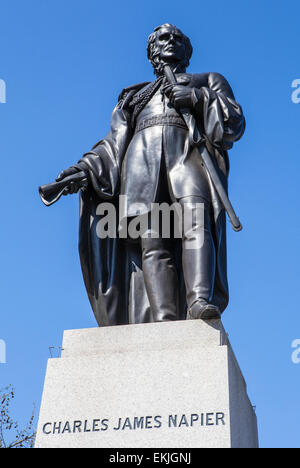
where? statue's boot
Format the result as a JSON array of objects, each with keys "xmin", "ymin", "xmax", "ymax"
[
  {"xmin": 187, "ymin": 299, "xmax": 221, "ymax": 320},
  {"xmin": 179, "ymin": 196, "xmax": 220, "ymax": 320},
  {"xmin": 141, "ymin": 237, "xmax": 180, "ymax": 322}
]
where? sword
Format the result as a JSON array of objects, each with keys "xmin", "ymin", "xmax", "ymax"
[{"xmin": 164, "ymin": 65, "xmax": 243, "ymax": 232}]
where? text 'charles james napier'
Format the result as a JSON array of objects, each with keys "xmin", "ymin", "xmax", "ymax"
[{"xmin": 42, "ymin": 412, "xmax": 226, "ymax": 435}]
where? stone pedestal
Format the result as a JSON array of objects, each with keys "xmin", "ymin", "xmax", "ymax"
[{"xmin": 35, "ymin": 320, "xmax": 258, "ymax": 448}]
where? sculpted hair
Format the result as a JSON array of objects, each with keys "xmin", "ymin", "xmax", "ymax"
[{"xmin": 147, "ymin": 24, "xmax": 193, "ymax": 76}]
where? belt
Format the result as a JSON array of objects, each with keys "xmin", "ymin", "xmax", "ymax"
[{"xmin": 135, "ymin": 114, "xmax": 188, "ymax": 134}]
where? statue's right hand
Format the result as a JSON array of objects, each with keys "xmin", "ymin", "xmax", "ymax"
[
  {"xmin": 55, "ymin": 166, "xmax": 88, "ymax": 196},
  {"xmin": 56, "ymin": 166, "xmax": 79, "ymax": 182}
]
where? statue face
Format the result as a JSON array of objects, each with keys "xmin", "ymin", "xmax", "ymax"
[{"xmin": 155, "ymin": 25, "xmax": 186, "ymax": 65}]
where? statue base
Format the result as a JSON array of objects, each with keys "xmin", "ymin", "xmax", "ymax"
[{"xmin": 35, "ymin": 320, "xmax": 259, "ymax": 448}]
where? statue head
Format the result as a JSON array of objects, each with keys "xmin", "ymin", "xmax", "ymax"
[{"xmin": 147, "ymin": 24, "xmax": 193, "ymax": 76}]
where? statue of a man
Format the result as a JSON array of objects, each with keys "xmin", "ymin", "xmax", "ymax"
[{"xmin": 45, "ymin": 24, "xmax": 245, "ymax": 326}]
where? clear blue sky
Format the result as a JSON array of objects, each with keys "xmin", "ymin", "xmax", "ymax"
[{"xmin": 0, "ymin": 0, "xmax": 299, "ymax": 448}]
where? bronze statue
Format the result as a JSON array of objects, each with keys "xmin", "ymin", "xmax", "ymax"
[{"xmin": 39, "ymin": 24, "xmax": 245, "ymax": 326}]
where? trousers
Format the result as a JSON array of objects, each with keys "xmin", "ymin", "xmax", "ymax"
[{"xmin": 141, "ymin": 194, "xmax": 216, "ymax": 321}]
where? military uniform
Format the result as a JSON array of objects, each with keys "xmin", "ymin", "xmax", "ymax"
[{"xmin": 76, "ymin": 72, "xmax": 245, "ymax": 325}]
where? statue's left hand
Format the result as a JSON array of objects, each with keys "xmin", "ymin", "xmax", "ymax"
[{"xmin": 163, "ymin": 84, "xmax": 196, "ymax": 110}]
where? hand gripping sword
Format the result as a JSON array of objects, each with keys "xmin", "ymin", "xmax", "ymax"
[{"xmin": 164, "ymin": 65, "xmax": 243, "ymax": 232}]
